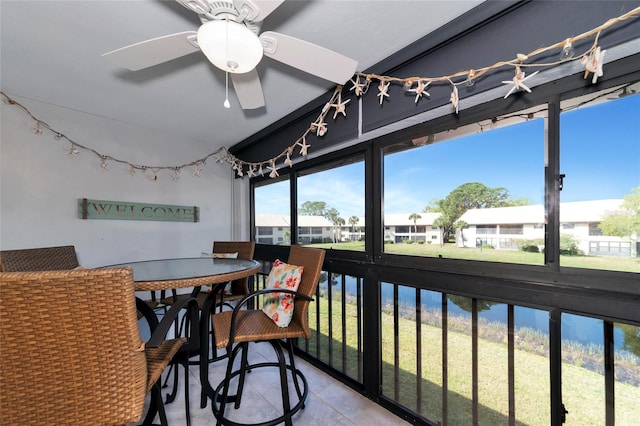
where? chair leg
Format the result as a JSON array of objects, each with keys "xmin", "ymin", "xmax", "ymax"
[
  {"xmin": 286, "ymin": 339, "xmax": 305, "ymax": 406},
  {"xmin": 184, "ymin": 359, "xmax": 191, "ymax": 426},
  {"xmin": 213, "ymin": 343, "xmax": 243, "ymax": 422},
  {"xmin": 271, "ymin": 340, "xmax": 293, "ymax": 426},
  {"xmin": 163, "ymin": 311, "xmax": 187, "ymax": 397},
  {"xmin": 164, "ymin": 360, "xmax": 179, "ymax": 403},
  {"xmin": 233, "ymin": 342, "xmax": 250, "ymax": 409},
  {"xmin": 143, "ymin": 383, "xmax": 168, "ymax": 426}
]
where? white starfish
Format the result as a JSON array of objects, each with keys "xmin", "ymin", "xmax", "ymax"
[
  {"xmin": 171, "ymin": 168, "xmax": 181, "ymax": 181},
  {"xmin": 502, "ymin": 66, "xmax": 539, "ymax": 99},
  {"xmin": 298, "ymin": 137, "xmax": 310, "ymax": 156},
  {"xmin": 268, "ymin": 161, "xmax": 279, "ymax": 178},
  {"xmin": 311, "ymin": 119, "xmax": 327, "ymax": 136},
  {"xmin": 582, "ymin": 46, "xmax": 606, "ymax": 84},
  {"xmin": 284, "ymin": 152, "xmax": 293, "ymax": 167},
  {"xmin": 409, "ymin": 80, "xmax": 431, "ymax": 103},
  {"xmin": 377, "ymin": 81, "xmax": 390, "ymax": 105},
  {"xmin": 100, "ymin": 158, "xmax": 109, "ymax": 171},
  {"xmin": 247, "ymin": 166, "xmax": 255, "ymax": 177},
  {"xmin": 193, "ymin": 164, "xmax": 202, "ymax": 177},
  {"xmin": 129, "ymin": 166, "xmax": 136, "ymax": 176},
  {"xmin": 67, "ymin": 144, "xmax": 79, "ymax": 155},
  {"xmin": 450, "ymin": 85, "xmax": 459, "ymax": 114},
  {"xmin": 331, "ymin": 93, "xmax": 351, "ymax": 119},
  {"xmin": 350, "ymin": 76, "xmax": 368, "ymax": 96}
]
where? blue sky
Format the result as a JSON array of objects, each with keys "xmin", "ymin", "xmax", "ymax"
[{"xmin": 256, "ymin": 93, "xmax": 639, "ymax": 219}]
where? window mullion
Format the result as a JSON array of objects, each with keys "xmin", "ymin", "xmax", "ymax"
[{"xmin": 545, "ymin": 96, "xmax": 561, "ymax": 270}]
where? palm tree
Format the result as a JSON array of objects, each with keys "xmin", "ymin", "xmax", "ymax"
[
  {"xmin": 333, "ymin": 217, "xmax": 345, "ymax": 243},
  {"xmin": 433, "ymin": 216, "xmax": 446, "ymax": 247},
  {"xmin": 454, "ymin": 220, "xmax": 468, "ymax": 247},
  {"xmin": 408, "ymin": 213, "xmax": 422, "ymax": 243},
  {"xmin": 348, "ymin": 216, "xmax": 359, "ymax": 240}
]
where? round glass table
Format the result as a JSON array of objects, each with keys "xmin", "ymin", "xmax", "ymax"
[{"xmin": 105, "ymin": 257, "xmax": 262, "ymax": 291}]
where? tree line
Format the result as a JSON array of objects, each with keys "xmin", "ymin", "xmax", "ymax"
[{"xmin": 299, "ymin": 183, "xmax": 639, "ymax": 246}]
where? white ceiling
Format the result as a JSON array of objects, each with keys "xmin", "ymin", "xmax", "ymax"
[{"xmin": 1, "ymin": 0, "xmax": 484, "ymax": 154}]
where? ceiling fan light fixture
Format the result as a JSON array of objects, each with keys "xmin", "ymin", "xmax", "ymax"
[{"xmin": 197, "ymin": 20, "xmax": 263, "ymax": 74}]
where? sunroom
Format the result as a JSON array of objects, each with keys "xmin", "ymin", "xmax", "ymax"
[{"xmin": 1, "ymin": 1, "xmax": 639, "ymax": 425}]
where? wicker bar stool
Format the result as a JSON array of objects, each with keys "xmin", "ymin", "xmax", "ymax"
[
  {"xmin": 0, "ymin": 245, "xmax": 80, "ymax": 271},
  {"xmin": 0, "ymin": 245, "xmax": 166, "ymax": 319},
  {"xmin": 0, "ymin": 267, "xmax": 194, "ymax": 426},
  {"xmin": 200, "ymin": 245, "xmax": 325, "ymax": 426}
]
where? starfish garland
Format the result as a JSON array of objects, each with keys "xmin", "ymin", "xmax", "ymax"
[
  {"xmin": 502, "ymin": 66, "xmax": 539, "ymax": 99},
  {"xmin": 4, "ymin": 4, "xmax": 637, "ymax": 182},
  {"xmin": 409, "ymin": 80, "xmax": 431, "ymax": 103}
]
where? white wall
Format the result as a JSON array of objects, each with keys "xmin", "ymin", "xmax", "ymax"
[{"xmin": 1, "ymin": 96, "xmax": 249, "ymax": 267}]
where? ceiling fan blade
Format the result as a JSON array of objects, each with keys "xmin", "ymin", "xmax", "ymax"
[
  {"xmin": 103, "ymin": 31, "xmax": 200, "ymax": 71},
  {"xmin": 233, "ymin": 0, "xmax": 285, "ymax": 22},
  {"xmin": 259, "ymin": 31, "xmax": 358, "ymax": 84},
  {"xmin": 230, "ymin": 69, "xmax": 265, "ymax": 109}
]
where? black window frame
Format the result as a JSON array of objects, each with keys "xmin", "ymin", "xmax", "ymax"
[{"xmin": 249, "ymin": 64, "xmax": 640, "ymax": 316}]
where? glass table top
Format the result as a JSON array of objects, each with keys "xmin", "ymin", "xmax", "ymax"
[{"xmin": 106, "ymin": 257, "xmax": 261, "ymax": 283}]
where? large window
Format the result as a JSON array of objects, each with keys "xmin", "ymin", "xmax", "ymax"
[
  {"xmin": 254, "ymin": 178, "xmax": 291, "ymax": 245},
  {"xmin": 249, "ymin": 77, "xmax": 639, "ymax": 426},
  {"xmin": 296, "ymin": 158, "xmax": 365, "ymax": 250},
  {"xmin": 383, "ymin": 109, "xmax": 545, "ymax": 264},
  {"xmin": 559, "ymin": 86, "xmax": 640, "ymax": 272}
]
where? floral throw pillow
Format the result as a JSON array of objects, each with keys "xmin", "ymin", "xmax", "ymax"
[
  {"xmin": 207, "ymin": 252, "xmax": 238, "ymax": 294},
  {"xmin": 261, "ymin": 259, "xmax": 304, "ymax": 327}
]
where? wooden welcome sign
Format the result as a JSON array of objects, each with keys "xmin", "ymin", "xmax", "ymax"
[{"xmin": 78, "ymin": 198, "xmax": 199, "ymax": 222}]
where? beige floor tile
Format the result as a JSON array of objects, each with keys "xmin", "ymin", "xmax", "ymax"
[{"xmin": 136, "ymin": 342, "xmax": 405, "ymax": 426}]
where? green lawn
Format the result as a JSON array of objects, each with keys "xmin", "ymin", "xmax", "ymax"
[
  {"xmin": 310, "ymin": 241, "xmax": 640, "ymax": 273},
  {"xmin": 306, "ymin": 296, "xmax": 640, "ymax": 426}
]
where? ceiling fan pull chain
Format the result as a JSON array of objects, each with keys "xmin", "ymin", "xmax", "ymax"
[
  {"xmin": 224, "ymin": 16, "xmax": 231, "ymax": 109},
  {"xmin": 224, "ymin": 71, "xmax": 231, "ymax": 109}
]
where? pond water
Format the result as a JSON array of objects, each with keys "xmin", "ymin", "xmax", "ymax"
[{"xmin": 321, "ymin": 276, "xmax": 628, "ymax": 350}]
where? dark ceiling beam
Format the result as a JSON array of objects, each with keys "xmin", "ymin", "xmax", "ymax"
[{"xmin": 228, "ymin": 1, "xmax": 523, "ymax": 157}]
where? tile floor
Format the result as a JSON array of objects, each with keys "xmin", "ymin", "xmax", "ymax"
[{"xmin": 144, "ymin": 342, "xmax": 410, "ymax": 426}]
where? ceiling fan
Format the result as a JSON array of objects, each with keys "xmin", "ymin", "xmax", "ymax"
[{"xmin": 103, "ymin": 0, "xmax": 358, "ymax": 110}]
